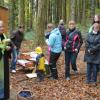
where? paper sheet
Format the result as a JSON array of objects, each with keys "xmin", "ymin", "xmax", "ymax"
[{"xmin": 26, "ymin": 73, "xmax": 37, "ymax": 78}]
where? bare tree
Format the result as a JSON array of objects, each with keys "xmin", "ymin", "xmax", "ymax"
[{"xmin": 18, "ymin": 0, "xmax": 25, "ymax": 26}]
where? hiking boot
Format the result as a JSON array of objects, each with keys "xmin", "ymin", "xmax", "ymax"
[
  {"xmin": 85, "ymin": 80, "xmax": 91, "ymax": 84},
  {"xmin": 74, "ymin": 70, "xmax": 78, "ymax": 74},
  {"xmin": 66, "ymin": 77, "xmax": 70, "ymax": 81},
  {"xmin": 49, "ymin": 77, "xmax": 58, "ymax": 80}
]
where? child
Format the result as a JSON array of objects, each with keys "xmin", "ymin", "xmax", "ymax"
[
  {"xmin": 84, "ymin": 23, "xmax": 100, "ymax": 84},
  {"xmin": 64, "ymin": 20, "xmax": 83, "ymax": 80},
  {"xmin": 35, "ymin": 47, "xmax": 46, "ymax": 81}
]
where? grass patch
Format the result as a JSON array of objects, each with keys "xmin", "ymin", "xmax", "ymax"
[{"xmin": 24, "ymin": 31, "xmax": 36, "ymax": 41}]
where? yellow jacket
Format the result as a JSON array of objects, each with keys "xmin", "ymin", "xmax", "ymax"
[{"xmin": 36, "ymin": 53, "xmax": 46, "ymax": 72}]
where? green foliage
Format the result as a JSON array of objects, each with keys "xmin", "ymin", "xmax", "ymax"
[
  {"xmin": 76, "ymin": 22, "xmax": 91, "ymax": 39},
  {"xmin": 2, "ymin": 0, "xmax": 100, "ymax": 44},
  {"xmin": 24, "ymin": 31, "xmax": 36, "ymax": 40},
  {"xmin": 95, "ymin": 8, "xmax": 100, "ymax": 14}
]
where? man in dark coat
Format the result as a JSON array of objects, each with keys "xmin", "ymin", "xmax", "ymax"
[
  {"xmin": 10, "ymin": 26, "xmax": 24, "ymax": 73},
  {"xmin": 84, "ymin": 23, "xmax": 100, "ymax": 84}
]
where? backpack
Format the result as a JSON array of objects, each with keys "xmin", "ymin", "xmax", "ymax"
[{"xmin": 36, "ymin": 54, "xmax": 46, "ymax": 72}]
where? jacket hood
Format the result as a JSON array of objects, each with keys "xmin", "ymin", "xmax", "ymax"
[{"xmin": 51, "ymin": 28, "xmax": 60, "ymax": 35}]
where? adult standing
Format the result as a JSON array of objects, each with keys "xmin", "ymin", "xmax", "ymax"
[
  {"xmin": 10, "ymin": 26, "xmax": 24, "ymax": 73},
  {"xmin": 45, "ymin": 23, "xmax": 54, "ymax": 63},
  {"xmin": 84, "ymin": 23, "xmax": 100, "ymax": 84},
  {"xmin": 64, "ymin": 20, "xmax": 83, "ymax": 80},
  {"xmin": 0, "ymin": 20, "xmax": 10, "ymax": 100},
  {"xmin": 45, "ymin": 27, "xmax": 62, "ymax": 79},
  {"xmin": 58, "ymin": 19, "xmax": 66, "ymax": 51},
  {"xmin": 89, "ymin": 14, "xmax": 100, "ymax": 73}
]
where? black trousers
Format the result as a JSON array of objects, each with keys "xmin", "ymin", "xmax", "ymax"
[
  {"xmin": 65, "ymin": 51, "xmax": 78, "ymax": 78},
  {"xmin": 49, "ymin": 52, "xmax": 61, "ymax": 79}
]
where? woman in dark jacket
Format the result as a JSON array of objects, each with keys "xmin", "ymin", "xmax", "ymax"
[{"xmin": 84, "ymin": 23, "xmax": 100, "ymax": 84}]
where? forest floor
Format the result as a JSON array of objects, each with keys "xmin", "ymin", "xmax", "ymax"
[{"xmin": 10, "ymin": 41, "xmax": 100, "ymax": 100}]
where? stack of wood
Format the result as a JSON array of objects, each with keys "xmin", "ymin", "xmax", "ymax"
[
  {"xmin": 17, "ymin": 52, "xmax": 37, "ymax": 69},
  {"xmin": 18, "ymin": 52, "xmax": 34, "ymax": 60}
]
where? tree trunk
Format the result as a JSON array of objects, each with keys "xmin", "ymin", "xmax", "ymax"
[
  {"xmin": 9, "ymin": 0, "xmax": 16, "ymax": 33},
  {"xmin": 25, "ymin": 0, "xmax": 30, "ymax": 31},
  {"xmin": 57, "ymin": 0, "xmax": 62, "ymax": 23},
  {"xmin": 79, "ymin": 0, "xmax": 83, "ymax": 23},
  {"xmin": 96, "ymin": 0, "xmax": 100, "ymax": 8},
  {"xmin": 66, "ymin": 0, "xmax": 71, "ymax": 23},
  {"xmin": 82, "ymin": 0, "xmax": 86, "ymax": 26},
  {"xmin": 51, "ymin": 0, "xmax": 58, "ymax": 25},
  {"xmin": 36, "ymin": 0, "xmax": 38, "ymax": 19},
  {"xmin": 90, "ymin": 0, "xmax": 95, "ymax": 18},
  {"xmin": 62, "ymin": 0, "xmax": 67, "ymax": 23},
  {"xmin": 29, "ymin": 0, "xmax": 33, "ymax": 30},
  {"xmin": 18, "ymin": 0, "xmax": 25, "ymax": 26},
  {"xmin": 0, "ymin": 0, "xmax": 4, "ymax": 6},
  {"xmin": 36, "ymin": 0, "xmax": 47, "ymax": 45},
  {"xmin": 70, "ymin": 0, "xmax": 75, "ymax": 21}
]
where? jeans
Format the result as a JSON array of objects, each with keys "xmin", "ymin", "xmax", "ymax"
[
  {"xmin": 86, "ymin": 63, "xmax": 97, "ymax": 82},
  {"xmin": 10, "ymin": 48, "xmax": 19, "ymax": 70},
  {"xmin": 65, "ymin": 51, "xmax": 78, "ymax": 78},
  {"xmin": 49, "ymin": 52, "xmax": 61, "ymax": 79},
  {"xmin": 97, "ymin": 64, "xmax": 100, "ymax": 73}
]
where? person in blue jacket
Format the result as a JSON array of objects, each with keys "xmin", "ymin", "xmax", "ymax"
[
  {"xmin": 45, "ymin": 27, "xmax": 62, "ymax": 79},
  {"xmin": 44, "ymin": 23, "xmax": 54, "ymax": 63}
]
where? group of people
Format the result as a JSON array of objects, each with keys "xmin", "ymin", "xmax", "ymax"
[
  {"xmin": 45, "ymin": 20, "xmax": 83, "ymax": 81},
  {"xmin": 45, "ymin": 14, "xmax": 100, "ymax": 84},
  {"xmin": 0, "ymin": 14, "xmax": 100, "ymax": 84}
]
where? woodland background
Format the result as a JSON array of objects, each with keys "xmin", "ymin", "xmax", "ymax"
[
  {"xmin": 0, "ymin": 1, "xmax": 100, "ymax": 100},
  {"xmin": 0, "ymin": 0, "xmax": 100, "ymax": 44}
]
